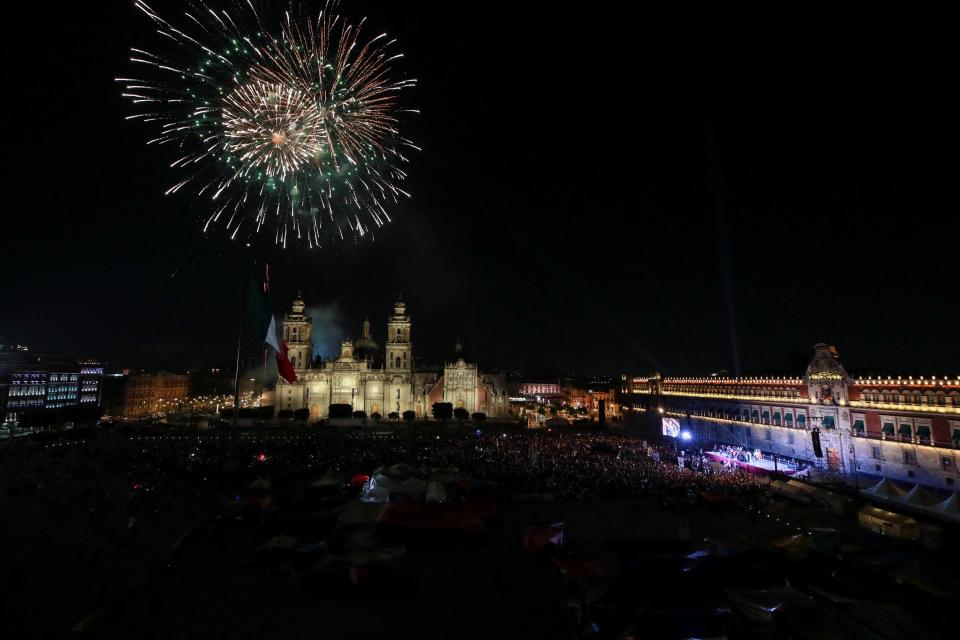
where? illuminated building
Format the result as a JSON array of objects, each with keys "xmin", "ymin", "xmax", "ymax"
[
  {"xmin": 43, "ymin": 370, "xmax": 79, "ymax": 409},
  {"xmin": 79, "ymin": 360, "xmax": 104, "ymax": 406},
  {"xmin": 585, "ymin": 387, "xmax": 620, "ymax": 421},
  {"xmin": 562, "ymin": 382, "xmax": 621, "ymax": 421},
  {"xmin": 517, "ymin": 380, "xmax": 562, "ymax": 399},
  {"xmin": 622, "ymin": 344, "xmax": 960, "ymax": 490},
  {"xmin": 275, "ymin": 296, "xmax": 511, "ymax": 419},
  {"xmin": 1, "ymin": 344, "xmax": 105, "ymax": 424},
  {"xmin": 103, "ymin": 372, "xmax": 190, "ymax": 418}
]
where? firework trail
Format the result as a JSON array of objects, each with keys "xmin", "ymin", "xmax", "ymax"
[{"xmin": 118, "ymin": 0, "xmax": 418, "ymax": 248}]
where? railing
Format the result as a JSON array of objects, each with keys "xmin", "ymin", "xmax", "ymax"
[
  {"xmin": 848, "ymin": 399, "xmax": 960, "ymax": 415},
  {"xmin": 659, "ymin": 390, "xmax": 808, "ymax": 404}
]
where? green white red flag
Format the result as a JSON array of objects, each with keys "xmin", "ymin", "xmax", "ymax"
[{"xmin": 246, "ymin": 264, "xmax": 297, "ymax": 384}]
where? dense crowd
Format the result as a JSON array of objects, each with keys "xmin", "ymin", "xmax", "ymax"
[
  {"xmin": 0, "ymin": 428, "xmax": 769, "ymax": 636},
  {"xmin": 1, "ymin": 429, "xmax": 767, "ymax": 527}
]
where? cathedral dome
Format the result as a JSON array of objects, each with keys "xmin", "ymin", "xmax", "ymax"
[
  {"xmin": 354, "ymin": 318, "xmax": 380, "ymax": 362},
  {"xmin": 354, "ymin": 335, "xmax": 380, "ymax": 361}
]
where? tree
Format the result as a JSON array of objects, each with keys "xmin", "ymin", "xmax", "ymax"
[
  {"xmin": 328, "ymin": 404, "xmax": 353, "ymax": 419},
  {"xmin": 402, "ymin": 410, "xmax": 415, "ymax": 423},
  {"xmin": 277, "ymin": 409, "xmax": 294, "ymax": 420},
  {"xmin": 432, "ymin": 402, "xmax": 453, "ymax": 422},
  {"xmin": 293, "ymin": 408, "xmax": 310, "ymax": 421},
  {"xmin": 453, "ymin": 407, "xmax": 470, "ymax": 422},
  {"xmin": 352, "ymin": 410, "xmax": 367, "ymax": 419},
  {"xmin": 471, "ymin": 412, "xmax": 486, "ymax": 422},
  {"xmin": 371, "ymin": 412, "xmax": 382, "ymax": 421}
]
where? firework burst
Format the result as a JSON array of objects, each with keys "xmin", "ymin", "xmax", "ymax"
[
  {"xmin": 118, "ymin": 0, "xmax": 418, "ymax": 248},
  {"xmin": 222, "ymin": 80, "xmax": 325, "ymax": 181}
]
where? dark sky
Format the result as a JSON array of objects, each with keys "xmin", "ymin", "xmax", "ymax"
[{"xmin": 2, "ymin": 2, "xmax": 958, "ymax": 377}]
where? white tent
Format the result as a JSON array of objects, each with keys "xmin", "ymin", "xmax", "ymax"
[
  {"xmin": 430, "ymin": 470, "xmax": 462, "ymax": 483},
  {"xmin": 932, "ymin": 492, "xmax": 960, "ymax": 521},
  {"xmin": 385, "ymin": 463, "xmax": 417, "ymax": 478},
  {"xmin": 361, "ymin": 473, "xmax": 401, "ymax": 502},
  {"xmin": 426, "ymin": 480, "xmax": 447, "ymax": 503},
  {"xmin": 858, "ymin": 505, "xmax": 920, "ymax": 540},
  {"xmin": 398, "ymin": 478, "xmax": 427, "ymax": 495},
  {"xmin": 361, "ymin": 474, "xmax": 426, "ymax": 502},
  {"xmin": 310, "ymin": 471, "xmax": 346, "ymax": 487},
  {"xmin": 861, "ymin": 478, "xmax": 907, "ymax": 500},
  {"xmin": 898, "ymin": 484, "xmax": 939, "ymax": 508},
  {"xmin": 723, "ymin": 582, "xmax": 817, "ymax": 624},
  {"xmin": 247, "ymin": 477, "xmax": 272, "ymax": 491}
]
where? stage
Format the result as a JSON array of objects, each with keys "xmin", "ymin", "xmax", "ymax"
[{"xmin": 704, "ymin": 451, "xmax": 800, "ymax": 476}]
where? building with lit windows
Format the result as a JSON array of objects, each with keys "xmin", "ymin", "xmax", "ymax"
[
  {"xmin": 1, "ymin": 345, "xmax": 105, "ymax": 424},
  {"xmin": 563, "ymin": 382, "xmax": 620, "ymax": 421},
  {"xmin": 622, "ymin": 344, "xmax": 960, "ymax": 491},
  {"xmin": 79, "ymin": 360, "xmax": 104, "ymax": 406},
  {"xmin": 517, "ymin": 380, "xmax": 562, "ymax": 400},
  {"xmin": 275, "ymin": 296, "xmax": 511, "ymax": 419},
  {"xmin": 103, "ymin": 372, "xmax": 189, "ymax": 419},
  {"xmin": 43, "ymin": 370, "xmax": 79, "ymax": 409}
]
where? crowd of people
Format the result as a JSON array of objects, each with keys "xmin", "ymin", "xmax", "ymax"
[
  {"xmin": 0, "ymin": 427, "xmax": 771, "ymax": 636},
  {"xmin": 2, "ymin": 429, "xmax": 768, "ymax": 528}
]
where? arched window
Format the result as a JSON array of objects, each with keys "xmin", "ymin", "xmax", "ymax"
[{"xmin": 396, "ymin": 357, "xmax": 402, "ymax": 368}]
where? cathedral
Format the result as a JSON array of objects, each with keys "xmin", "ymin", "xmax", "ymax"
[{"xmin": 275, "ymin": 296, "xmax": 511, "ymax": 420}]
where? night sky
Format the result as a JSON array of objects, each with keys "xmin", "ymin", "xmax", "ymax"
[{"xmin": 2, "ymin": 3, "xmax": 958, "ymax": 377}]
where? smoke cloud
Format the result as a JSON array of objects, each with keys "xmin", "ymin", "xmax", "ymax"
[{"xmin": 307, "ymin": 303, "xmax": 347, "ymax": 361}]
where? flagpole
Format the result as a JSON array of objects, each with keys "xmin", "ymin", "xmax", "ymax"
[
  {"xmin": 232, "ymin": 287, "xmax": 246, "ymax": 432},
  {"xmin": 232, "ymin": 262, "xmax": 254, "ymax": 431}
]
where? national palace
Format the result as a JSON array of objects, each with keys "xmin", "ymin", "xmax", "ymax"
[{"xmin": 623, "ymin": 344, "xmax": 960, "ymax": 491}]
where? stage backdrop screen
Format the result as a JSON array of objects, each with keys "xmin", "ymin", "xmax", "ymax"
[{"xmin": 662, "ymin": 417, "xmax": 680, "ymax": 438}]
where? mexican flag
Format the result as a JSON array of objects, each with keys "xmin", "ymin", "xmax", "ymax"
[
  {"xmin": 246, "ymin": 269, "xmax": 297, "ymax": 384},
  {"xmin": 266, "ymin": 315, "xmax": 297, "ymax": 384}
]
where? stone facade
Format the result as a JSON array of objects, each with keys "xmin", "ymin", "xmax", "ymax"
[
  {"xmin": 623, "ymin": 344, "xmax": 960, "ymax": 491},
  {"xmin": 443, "ymin": 350, "xmax": 477, "ymax": 411},
  {"xmin": 275, "ymin": 297, "xmax": 511, "ymax": 419}
]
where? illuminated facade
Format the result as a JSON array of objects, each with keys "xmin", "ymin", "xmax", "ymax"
[
  {"xmin": 564, "ymin": 384, "xmax": 621, "ymax": 420},
  {"xmin": 518, "ymin": 381, "xmax": 562, "ymax": 399},
  {"xmin": 275, "ymin": 297, "xmax": 511, "ymax": 419},
  {"xmin": 623, "ymin": 344, "xmax": 960, "ymax": 490},
  {"xmin": 79, "ymin": 360, "xmax": 104, "ymax": 406},
  {"xmin": 1, "ymin": 347, "xmax": 104, "ymax": 424},
  {"xmin": 103, "ymin": 372, "xmax": 189, "ymax": 419},
  {"xmin": 586, "ymin": 387, "xmax": 620, "ymax": 421}
]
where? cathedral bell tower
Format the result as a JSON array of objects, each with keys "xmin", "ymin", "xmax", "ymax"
[
  {"xmin": 386, "ymin": 299, "xmax": 412, "ymax": 372},
  {"xmin": 283, "ymin": 294, "xmax": 313, "ymax": 370}
]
